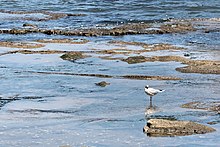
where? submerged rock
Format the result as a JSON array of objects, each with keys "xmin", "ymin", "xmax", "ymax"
[
  {"xmin": 95, "ymin": 81, "xmax": 110, "ymax": 87},
  {"xmin": 60, "ymin": 52, "xmax": 86, "ymax": 61},
  {"xmin": 0, "ymin": 41, "xmax": 44, "ymax": 48},
  {"xmin": 176, "ymin": 62, "xmax": 220, "ymax": 74},
  {"xmin": 37, "ymin": 38, "xmax": 89, "ymax": 44},
  {"xmin": 122, "ymin": 56, "xmax": 146, "ymax": 64},
  {"xmin": 122, "ymin": 55, "xmax": 187, "ymax": 64},
  {"xmin": 143, "ymin": 119, "xmax": 216, "ymax": 137},
  {"xmin": 23, "ymin": 23, "xmax": 38, "ymax": 28},
  {"xmin": 181, "ymin": 101, "xmax": 220, "ymax": 113},
  {"xmin": 121, "ymin": 55, "xmax": 220, "ymax": 74},
  {"xmin": 14, "ymin": 50, "xmax": 65, "ymax": 54},
  {"xmin": 122, "ymin": 75, "xmax": 181, "ymax": 80},
  {"xmin": 207, "ymin": 121, "xmax": 220, "ymax": 125}
]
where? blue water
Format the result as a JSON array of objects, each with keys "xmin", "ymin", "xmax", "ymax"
[{"xmin": 0, "ymin": 0, "xmax": 220, "ymax": 29}]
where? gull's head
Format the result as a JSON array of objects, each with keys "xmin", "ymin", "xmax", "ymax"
[{"xmin": 145, "ymin": 85, "xmax": 149, "ymax": 89}]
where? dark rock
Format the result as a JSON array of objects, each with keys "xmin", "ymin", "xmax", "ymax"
[
  {"xmin": 122, "ymin": 75, "xmax": 181, "ymax": 80},
  {"xmin": 184, "ymin": 53, "xmax": 191, "ymax": 57},
  {"xmin": 122, "ymin": 56, "xmax": 146, "ymax": 64},
  {"xmin": 8, "ymin": 50, "xmax": 65, "ymax": 55},
  {"xmin": 95, "ymin": 81, "xmax": 110, "ymax": 87},
  {"xmin": 60, "ymin": 52, "xmax": 86, "ymax": 61},
  {"xmin": 23, "ymin": 23, "xmax": 38, "ymax": 28},
  {"xmin": 143, "ymin": 119, "xmax": 216, "ymax": 137},
  {"xmin": 207, "ymin": 121, "xmax": 219, "ymax": 125},
  {"xmin": 26, "ymin": 71, "xmax": 113, "ymax": 78}
]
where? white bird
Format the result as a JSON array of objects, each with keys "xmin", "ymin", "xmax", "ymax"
[{"xmin": 144, "ymin": 85, "xmax": 165, "ymax": 105}]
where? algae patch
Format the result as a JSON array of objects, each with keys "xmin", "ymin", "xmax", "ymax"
[
  {"xmin": 60, "ymin": 52, "xmax": 87, "ymax": 61},
  {"xmin": 181, "ymin": 101, "xmax": 220, "ymax": 113},
  {"xmin": 95, "ymin": 81, "xmax": 110, "ymax": 87},
  {"xmin": 122, "ymin": 75, "xmax": 181, "ymax": 80},
  {"xmin": 109, "ymin": 41, "xmax": 185, "ymax": 51},
  {"xmin": 37, "ymin": 38, "xmax": 89, "ymax": 44},
  {"xmin": 122, "ymin": 55, "xmax": 220, "ymax": 74},
  {"xmin": 122, "ymin": 56, "xmax": 147, "ymax": 64},
  {"xmin": 0, "ymin": 41, "xmax": 45, "ymax": 48}
]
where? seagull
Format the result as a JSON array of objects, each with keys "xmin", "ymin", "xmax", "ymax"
[{"xmin": 144, "ymin": 85, "xmax": 165, "ymax": 105}]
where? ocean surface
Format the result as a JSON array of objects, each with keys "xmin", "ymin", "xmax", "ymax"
[
  {"xmin": 1, "ymin": 0, "xmax": 220, "ymax": 30},
  {"xmin": 1, "ymin": 1, "xmax": 220, "ymax": 21},
  {"xmin": 0, "ymin": 1, "xmax": 220, "ymax": 147}
]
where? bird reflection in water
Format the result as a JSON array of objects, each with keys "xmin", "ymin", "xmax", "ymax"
[{"xmin": 145, "ymin": 98, "xmax": 159, "ymax": 118}]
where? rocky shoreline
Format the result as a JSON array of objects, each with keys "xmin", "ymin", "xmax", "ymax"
[{"xmin": 0, "ymin": 10, "xmax": 219, "ymax": 36}]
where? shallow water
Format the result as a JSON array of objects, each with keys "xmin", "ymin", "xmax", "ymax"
[
  {"xmin": 0, "ymin": 1, "xmax": 220, "ymax": 147},
  {"xmin": 0, "ymin": 41, "xmax": 219, "ymax": 146}
]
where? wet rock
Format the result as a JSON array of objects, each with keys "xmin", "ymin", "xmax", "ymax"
[
  {"xmin": 160, "ymin": 23, "xmax": 196, "ymax": 33},
  {"xmin": 109, "ymin": 40, "xmax": 150, "ymax": 48},
  {"xmin": 7, "ymin": 50, "xmax": 66, "ymax": 55},
  {"xmin": 151, "ymin": 44, "xmax": 185, "ymax": 51},
  {"xmin": 143, "ymin": 119, "xmax": 216, "ymax": 137},
  {"xmin": 122, "ymin": 56, "xmax": 146, "ymax": 64},
  {"xmin": 184, "ymin": 53, "xmax": 191, "ymax": 57},
  {"xmin": 181, "ymin": 101, "xmax": 220, "ymax": 113},
  {"xmin": 0, "ymin": 94, "xmax": 20, "ymax": 108},
  {"xmin": 98, "ymin": 49, "xmax": 121, "ymax": 54},
  {"xmin": 176, "ymin": 61, "xmax": 220, "ymax": 74},
  {"xmin": 0, "ymin": 41, "xmax": 44, "ymax": 48},
  {"xmin": 19, "ymin": 96, "xmax": 43, "ymax": 99},
  {"xmin": 207, "ymin": 121, "xmax": 219, "ymax": 125},
  {"xmin": 0, "ymin": 21, "xmax": 197, "ymax": 36},
  {"xmin": 1, "ymin": 18, "xmax": 219, "ymax": 36},
  {"xmin": 37, "ymin": 38, "xmax": 89, "ymax": 44},
  {"xmin": 60, "ymin": 52, "xmax": 87, "ymax": 61},
  {"xmin": 59, "ymin": 145, "xmax": 72, "ymax": 147},
  {"xmin": 122, "ymin": 75, "xmax": 181, "ymax": 80},
  {"xmin": 109, "ymin": 41, "xmax": 185, "ymax": 51},
  {"xmin": 60, "ymin": 145, "xmax": 71, "ymax": 147},
  {"xmin": 27, "ymin": 71, "xmax": 113, "ymax": 78},
  {"xmin": 95, "ymin": 81, "xmax": 110, "ymax": 87},
  {"xmin": 152, "ymin": 56, "xmax": 220, "ymax": 74},
  {"xmin": 122, "ymin": 55, "xmax": 186, "ymax": 64},
  {"xmin": 121, "ymin": 55, "xmax": 220, "ymax": 74},
  {"xmin": 23, "ymin": 23, "xmax": 38, "ymax": 28}
]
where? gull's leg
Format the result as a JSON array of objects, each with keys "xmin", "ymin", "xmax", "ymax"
[{"xmin": 150, "ymin": 96, "xmax": 152, "ymax": 107}]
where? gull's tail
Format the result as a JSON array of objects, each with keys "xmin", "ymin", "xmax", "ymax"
[{"xmin": 159, "ymin": 89, "xmax": 165, "ymax": 92}]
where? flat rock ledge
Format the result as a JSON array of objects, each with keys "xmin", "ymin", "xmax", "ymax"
[
  {"xmin": 181, "ymin": 101, "xmax": 220, "ymax": 114},
  {"xmin": 143, "ymin": 119, "xmax": 215, "ymax": 137}
]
